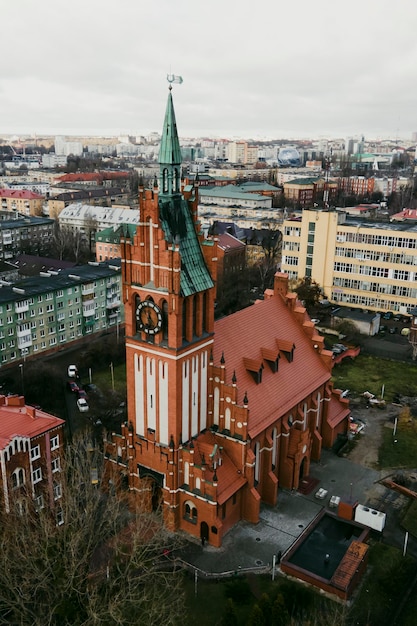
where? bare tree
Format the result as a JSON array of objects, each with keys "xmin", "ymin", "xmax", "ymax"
[{"xmin": 0, "ymin": 431, "xmax": 184, "ymax": 626}]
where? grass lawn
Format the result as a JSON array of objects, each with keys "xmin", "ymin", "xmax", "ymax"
[
  {"xmin": 378, "ymin": 416, "xmax": 417, "ymax": 469},
  {"xmin": 331, "ymin": 353, "xmax": 417, "ymax": 401},
  {"xmin": 90, "ymin": 362, "xmax": 127, "ymax": 396},
  {"xmin": 402, "ymin": 500, "xmax": 417, "ymax": 537},
  {"xmin": 348, "ymin": 542, "xmax": 417, "ymax": 626}
]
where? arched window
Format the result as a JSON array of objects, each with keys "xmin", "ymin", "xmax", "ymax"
[
  {"xmin": 316, "ymin": 392, "xmax": 321, "ymax": 428},
  {"xmin": 271, "ymin": 427, "xmax": 278, "ymax": 469},
  {"xmin": 214, "ymin": 387, "xmax": 220, "ymax": 425},
  {"xmin": 184, "ymin": 500, "xmax": 197, "ymax": 523},
  {"xmin": 12, "ymin": 468, "xmax": 25, "ymax": 489},
  {"xmin": 225, "ymin": 408, "xmax": 231, "ymax": 432},
  {"xmin": 254, "ymin": 442, "xmax": 260, "ymax": 485},
  {"xmin": 184, "ymin": 461, "xmax": 190, "ymax": 485},
  {"xmin": 173, "ymin": 168, "xmax": 180, "ymax": 193},
  {"xmin": 163, "ymin": 168, "xmax": 169, "ymax": 193}
]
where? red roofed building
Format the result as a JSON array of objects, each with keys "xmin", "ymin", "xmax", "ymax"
[
  {"xmin": 216, "ymin": 232, "xmax": 246, "ymax": 291},
  {"xmin": 55, "ymin": 171, "xmax": 130, "ymax": 185},
  {"xmin": 0, "ymin": 395, "xmax": 65, "ymax": 520},
  {"xmin": 0, "ymin": 188, "xmax": 44, "ymax": 216},
  {"xmin": 104, "ymin": 87, "xmax": 350, "ymax": 547}
]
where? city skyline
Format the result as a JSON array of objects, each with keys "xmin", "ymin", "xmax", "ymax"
[{"xmin": 1, "ymin": 0, "xmax": 417, "ymax": 142}]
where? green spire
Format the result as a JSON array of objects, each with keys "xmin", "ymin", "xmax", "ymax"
[{"xmin": 158, "ymin": 87, "xmax": 182, "ymax": 197}]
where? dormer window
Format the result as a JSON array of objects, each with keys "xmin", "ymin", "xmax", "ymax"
[
  {"xmin": 261, "ymin": 347, "xmax": 280, "ymax": 373},
  {"xmin": 243, "ymin": 357, "xmax": 264, "ymax": 384},
  {"xmin": 276, "ymin": 339, "xmax": 295, "ymax": 363}
]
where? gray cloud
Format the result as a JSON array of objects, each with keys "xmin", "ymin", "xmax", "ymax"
[{"xmin": 1, "ymin": 0, "xmax": 417, "ymax": 140}]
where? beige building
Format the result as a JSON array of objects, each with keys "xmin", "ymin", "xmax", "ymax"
[
  {"xmin": 0, "ymin": 189, "xmax": 44, "ymax": 216},
  {"xmin": 281, "ymin": 208, "xmax": 417, "ymax": 315}
]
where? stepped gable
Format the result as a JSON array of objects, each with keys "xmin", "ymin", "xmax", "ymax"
[
  {"xmin": 193, "ymin": 431, "xmax": 247, "ymax": 504},
  {"xmin": 213, "ymin": 295, "xmax": 331, "ymax": 439}
]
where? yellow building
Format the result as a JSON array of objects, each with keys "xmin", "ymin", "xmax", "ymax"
[
  {"xmin": 0, "ymin": 189, "xmax": 44, "ymax": 216},
  {"xmin": 281, "ymin": 208, "xmax": 417, "ymax": 315}
]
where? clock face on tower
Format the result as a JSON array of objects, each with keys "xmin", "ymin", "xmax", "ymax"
[{"xmin": 136, "ymin": 300, "xmax": 163, "ymax": 335}]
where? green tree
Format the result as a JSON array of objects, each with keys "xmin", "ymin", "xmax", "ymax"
[
  {"xmin": 221, "ymin": 598, "xmax": 239, "ymax": 626},
  {"xmin": 294, "ymin": 277, "xmax": 322, "ymax": 312},
  {"xmin": 0, "ymin": 432, "xmax": 184, "ymax": 625},
  {"xmin": 246, "ymin": 603, "xmax": 265, "ymax": 626}
]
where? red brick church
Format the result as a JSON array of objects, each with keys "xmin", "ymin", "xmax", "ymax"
[{"xmin": 104, "ymin": 85, "xmax": 350, "ymax": 547}]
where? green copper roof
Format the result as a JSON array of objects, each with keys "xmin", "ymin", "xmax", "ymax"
[
  {"xmin": 95, "ymin": 223, "xmax": 136, "ymax": 243},
  {"xmin": 158, "ymin": 89, "xmax": 182, "ymax": 165},
  {"xmin": 159, "ymin": 196, "xmax": 214, "ymax": 297}
]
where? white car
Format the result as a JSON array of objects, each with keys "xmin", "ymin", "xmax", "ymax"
[
  {"xmin": 68, "ymin": 365, "xmax": 78, "ymax": 378},
  {"xmin": 77, "ymin": 398, "xmax": 89, "ymax": 413}
]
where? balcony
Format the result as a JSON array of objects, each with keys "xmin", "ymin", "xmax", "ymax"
[
  {"xmin": 82, "ymin": 284, "xmax": 95, "ymax": 296},
  {"xmin": 82, "ymin": 305, "xmax": 95, "ymax": 317},
  {"xmin": 106, "ymin": 298, "xmax": 121, "ymax": 309},
  {"xmin": 15, "ymin": 301, "xmax": 29, "ymax": 313},
  {"xmin": 17, "ymin": 335, "xmax": 32, "ymax": 349}
]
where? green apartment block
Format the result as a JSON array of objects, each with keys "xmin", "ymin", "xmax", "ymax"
[{"xmin": 0, "ymin": 259, "xmax": 122, "ymax": 366}]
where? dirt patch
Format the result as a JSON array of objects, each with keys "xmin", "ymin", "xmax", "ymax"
[{"xmin": 345, "ymin": 399, "xmax": 402, "ymax": 469}]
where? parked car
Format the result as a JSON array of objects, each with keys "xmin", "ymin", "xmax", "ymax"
[
  {"xmin": 383, "ymin": 312, "xmax": 393, "ymax": 320},
  {"xmin": 77, "ymin": 398, "xmax": 89, "ymax": 413},
  {"xmin": 68, "ymin": 365, "xmax": 78, "ymax": 378},
  {"xmin": 67, "ymin": 380, "xmax": 80, "ymax": 393},
  {"xmin": 393, "ymin": 314, "xmax": 401, "ymax": 322},
  {"xmin": 77, "ymin": 389, "xmax": 88, "ymax": 400},
  {"xmin": 389, "ymin": 326, "xmax": 398, "ymax": 334},
  {"xmin": 379, "ymin": 325, "xmax": 387, "ymax": 334}
]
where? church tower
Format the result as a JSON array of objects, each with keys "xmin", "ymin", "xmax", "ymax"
[{"xmin": 118, "ymin": 84, "xmax": 217, "ymax": 529}]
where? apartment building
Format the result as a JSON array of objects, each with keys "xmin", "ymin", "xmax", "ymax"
[
  {"xmin": 48, "ymin": 186, "xmax": 130, "ymax": 219},
  {"xmin": 0, "ymin": 259, "xmax": 122, "ymax": 366},
  {"xmin": 95, "ymin": 224, "xmax": 136, "ymax": 261},
  {"xmin": 0, "ymin": 212, "xmax": 54, "ymax": 260},
  {"xmin": 281, "ymin": 208, "xmax": 417, "ymax": 315},
  {"xmin": 0, "ymin": 395, "xmax": 65, "ymax": 521},
  {"xmin": 0, "ymin": 189, "xmax": 44, "ymax": 216}
]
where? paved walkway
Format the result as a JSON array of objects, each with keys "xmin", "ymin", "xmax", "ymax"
[{"xmin": 178, "ymin": 450, "xmax": 417, "ymax": 574}]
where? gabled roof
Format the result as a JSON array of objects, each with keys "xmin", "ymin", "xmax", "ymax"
[
  {"xmin": 0, "ymin": 396, "xmax": 64, "ymax": 449},
  {"xmin": 214, "ymin": 295, "xmax": 331, "ymax": 438},
  {"xmin": 0, "ymin": 188, "xmax": 43, "ymax": 200},
  {"xmin": 192, "ymin": 431, "xmax": 247, "ymax": 504}
]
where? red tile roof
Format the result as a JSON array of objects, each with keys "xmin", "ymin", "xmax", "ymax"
[
  {"xmin": 0, "ymin": 189, "xmax": 43, "ymax": 200},
  {"xmin": 214, "ymin": 295, "xmax": 331, "ymax": 438},
  {"xmin": 217, "ymin": 232, "xmax": 245, "ymax": 251},
  {"xmin": 0, "ymin": 396, "xmax": 64, "ymax": 448},
  {"xmin": 56, "ymin": 171, "xmax": 129, "ymax": 183}
]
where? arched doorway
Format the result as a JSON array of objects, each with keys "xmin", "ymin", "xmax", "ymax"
[{"xmin": 200, "ymin": 521, "xmax": 209, "ymax": 544}]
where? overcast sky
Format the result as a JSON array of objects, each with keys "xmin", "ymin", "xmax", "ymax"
[{"xmin": 1, "ymin": 0, "xmax": 417, "ymax": 142}]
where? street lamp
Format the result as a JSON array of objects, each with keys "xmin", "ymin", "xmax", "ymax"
[{"xmin": 110, "ymin": 362, "xmax": 115, "ymax": 392}]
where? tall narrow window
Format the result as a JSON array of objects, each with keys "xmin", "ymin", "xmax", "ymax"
[
  {"xmin": 182, "ymin": 300, "xmax": 187, "ymax": 342},
  {"xmin": 162, "ymin": 300, "xmax": 168, "ymax": 341}
]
